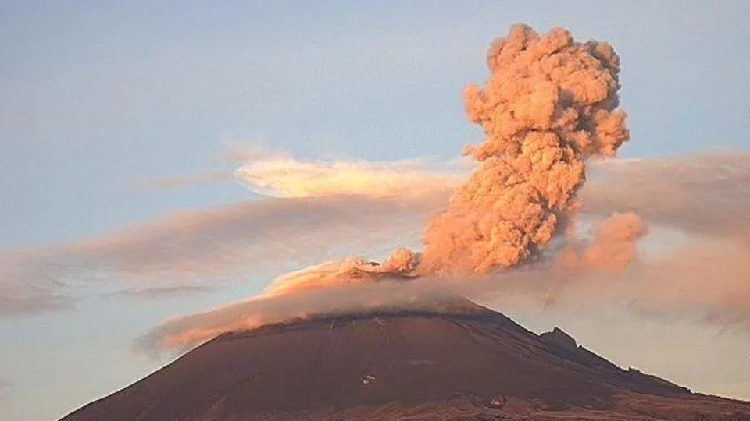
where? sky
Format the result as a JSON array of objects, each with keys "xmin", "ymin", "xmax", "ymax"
[{"xmin": 1, "ymin": 1, "xmax": 749, "ymax": 420}]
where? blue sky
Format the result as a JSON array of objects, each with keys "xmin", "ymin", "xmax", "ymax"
[{"xmin": 1, "ymin": 1, "xmax": 749, "ymax": 420}]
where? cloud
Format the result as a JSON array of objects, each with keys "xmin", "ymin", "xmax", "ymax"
[
  {"xmin": 54, "ymin": 24, "xmax": 749, "ymax": 389},
  {"xmin": 582, "ymin": 153, "xmax": 750, "ymax": 242},
  {"xmin": 136, "ymin": 170, "xmax": 233, "ymax": 190},
  {"xmin": 420, "ymin": 24, "xmax": 629, "ymax": 275},
  {"xmin": 235, "ymin": 156, "xmax": 465, "ymax": 198},
  {"xmin": 137, "ymin": 276, "xmax": 462, "ymax": 353},
  {"xmin": 0, "ymin": 292, "xmax": 72, "ymax": 318},
  {"xmin": 503, "ymin": 152, "xmax": 750, "ymax": 333},
  {"xmin": 140, "ymin": 249, "xmax": 749, "ymax": 355},
  {"xmin": 0, "ymin": 147, "xmax": 458, "ymax": 316},
  {"xmin": 0, "ymin": 378, "xmax": 9, "ymax": 399},
  {"xmin": 619, "ymin": 241, "xmax": 750, "ymax": 330},
  {"xmin": 56, "ymin": 195, "xmax": 443, "ymax": 277},
  {"xmin": 263, "ymin": 248, "xmax": 419, "ymax": 298},
  {"xmin": 557, "ymin": 212, "xmax": 649, "ymax": 271},
  {"xmin": 102, "ymin": 285, "xmax": 215, "ymax": 301},
  {"xmin": 265, "ymin": 259, "xmax": 389, "ymax": 298},
  {"xmin": 134, "ymin": 144, "xmax": 465, "ymax": 197},
  {"xmin": 0, "ymin": 259, "xmax": 73, "ymax": 318},
  {"xmin": 3, "ymin": 152, "xmax": 747, "ymax": 320},
  {"xmin": 140, "ymin": 152, "xmax": 750, "ymax": 352},
  {"xmin": 0, "ymin": 192, "xmax": 447, "ymax": 316}
]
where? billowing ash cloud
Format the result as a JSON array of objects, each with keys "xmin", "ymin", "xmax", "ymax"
[
  {"xmin": 264, "ymin": 248, "xmax": 419, "ymax": 297},
  {"xmin": 420, "ymin": 24, "xmax": 629, "ymax": 276},
  {"xmin": 558, "ymin": 212, "xmax": 648, "ymax": 271},
  {"xmin": 139, "ymin": 23, "xmax": 648, "ymax": 351},
  {"xmin": 69, "ymin": 24, "xmax": 742, "ymax": 352}
]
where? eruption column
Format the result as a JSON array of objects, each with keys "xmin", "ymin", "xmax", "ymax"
[{"xmin": 420, "ymin": 24, "xmax": 630, "ymax": 276}]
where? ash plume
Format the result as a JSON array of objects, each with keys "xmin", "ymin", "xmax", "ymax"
[
  {"xmin": 420, "ymin": 24, "xmax": 629, "ymax": 276},
  {"xmin": 141, "ymin": 24, "xmax": 684, "ymax": 352},
  {"xmin": 263, "ymin": 249, "xmax": 419, "ymax": 298},
  {"xmin": 558, "ymin": 212, "xmax": 649, "ymax": 271}
]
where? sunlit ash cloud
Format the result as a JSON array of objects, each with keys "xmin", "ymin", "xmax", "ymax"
[
  {"xmin": 421, "ymin": 24, "xmax": 630, "ymax": 276},
  {"xmin": 140, "ymin": 24, "xmax": 750, "ymax": 353},
  {"xmin": 4, "ymin": 23, "xmax": 749, "ymax": 354}
]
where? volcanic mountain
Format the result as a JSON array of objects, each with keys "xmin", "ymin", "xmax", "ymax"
[{"xmin": 64, "ymin": 301, "xmax": 750, "ymax": 420}]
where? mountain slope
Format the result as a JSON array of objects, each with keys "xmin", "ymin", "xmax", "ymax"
[{"xmin": 63, "ymin": 304, "xmax": 750, "ymax": 420}]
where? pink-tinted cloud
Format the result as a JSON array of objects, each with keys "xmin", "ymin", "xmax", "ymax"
[
  {"xmin": 4, "ymin": 152, "xmax": 748, "ymax": 322},
  {"xmin": 420, "ymin": 24, "xmax": 629, "ymax": 276},
  {"xmin": 137, "ymin": 276, "xmax": 462, "ymax": 353},
  {"xmin": 0, "ymin": 288, "xmax": 72, "ymax": 318},
  {"xmin": 582, "ymin": 153, "xmax": 750, "ymax": 242},
  {"xmin": 0, "ymin": 255, "xmax": 73, "ymax": 318},
  {"xmin": 102, "ymin": 285, "xmax": 215, "ymax": 301},
  {"xmin": 138, "ymin": 234, "xmax": 749, "ymax": 353},
  {"xmin": 0, "ymin": 192, "xmax": 447, "ymax": 316}
]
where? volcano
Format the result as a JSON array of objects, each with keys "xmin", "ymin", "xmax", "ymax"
[{"xmin": 64, "ymin": 302, "xmax": 750, "ymax": 420}]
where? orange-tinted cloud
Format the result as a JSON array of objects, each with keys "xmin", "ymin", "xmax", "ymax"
[
  {"xmin": 138, "ymin": 277, "xmax": 461, "ymax": 352},
  {"xmin": 582, "ymin": 153, "xmax": 750, "ymax": 241},
  {"xmin": 420, "ymin": 24, "xmax": 629, "ymax": 275},
  {"xmin": 557, "ymin": 212, "xmax": 649, "ymax": 271},
  {"xmin": 0, "ymin": 192, "xmax": 447, "ymax": 316},
  {"xmin": 235, "ymin": 156, "xmax": 464, "ymax": 198},
  {"xmin": 102, "ymin": 285, "xmax": 215, "ymax": 301}
]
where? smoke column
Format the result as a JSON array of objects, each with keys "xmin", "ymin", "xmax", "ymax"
[{"xmin": 420, "ymin": 24, "xmax": 630, "ymax": 276}]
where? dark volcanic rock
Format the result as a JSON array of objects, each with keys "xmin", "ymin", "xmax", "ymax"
[
  {"xmin": 540, "ymin": 327, "xmax": 577, "ymax": 351},
  {"xmin": 64, "ymin": 303, "xmax": 750, "ymax": 420}
]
